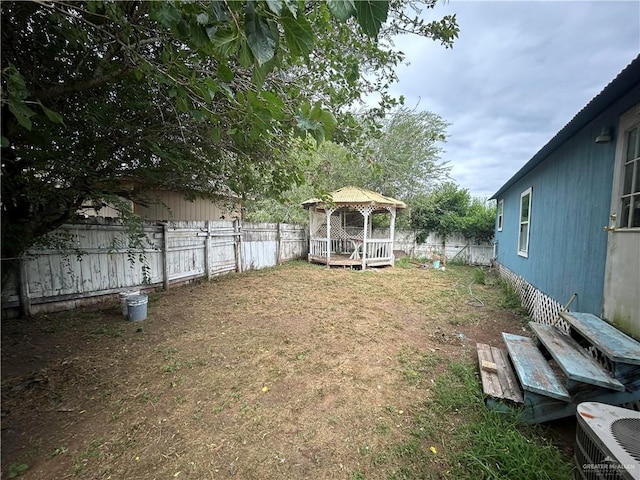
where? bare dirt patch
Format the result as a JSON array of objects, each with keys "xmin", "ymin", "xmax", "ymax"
[{"xmin": 2, "ymin": 262, "xmax": 537, "ymax": 479}]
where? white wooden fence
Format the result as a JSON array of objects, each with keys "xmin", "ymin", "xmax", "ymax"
[
  {"xmin": 2, "ymin": 218, "xmax": 308, "ymax": 317},
  {"xmin": 1, "ymin": 219, "xmax": 491, "ymax": 317},
  {"xmin": 385, "ymin": 230, "xmax": 493, "ymax": 265}
]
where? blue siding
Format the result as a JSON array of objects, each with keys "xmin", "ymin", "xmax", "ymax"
[{"xmin": 494, "ymin": 85, "xmax": 640, "ymax": 316}]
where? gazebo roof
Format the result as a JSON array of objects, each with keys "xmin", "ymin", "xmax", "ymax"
[{"xmin": 301, "ymin": 186, "xmax": 406, "ymax": 210}]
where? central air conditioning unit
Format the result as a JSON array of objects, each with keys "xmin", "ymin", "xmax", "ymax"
[{"xmin": 574, "ymin": 402, "xmax": 640, "ymax": 480}]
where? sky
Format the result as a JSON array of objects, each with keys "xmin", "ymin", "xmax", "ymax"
[{"xmin": 386, "ymin": 0, "xmax": 640, "ymax": 199}]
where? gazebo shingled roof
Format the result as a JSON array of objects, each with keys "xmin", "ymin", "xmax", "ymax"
[{"xmin": 301, "ymin": 186, "xmax": 407, "ymax": 211}]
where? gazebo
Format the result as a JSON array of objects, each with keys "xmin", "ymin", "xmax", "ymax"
[{"xmin": 302, "ymin": 186, "xmax": 407, "ymax": 269}]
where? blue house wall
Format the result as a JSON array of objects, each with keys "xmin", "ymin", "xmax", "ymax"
[{"xmin": 493, "ymin": 84, "xmax": 640, "ymax": 316}]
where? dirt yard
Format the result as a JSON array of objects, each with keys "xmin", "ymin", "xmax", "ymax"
[{"xmin": 2, "ymin": 262, "xmax": 552, "ymax": 479}]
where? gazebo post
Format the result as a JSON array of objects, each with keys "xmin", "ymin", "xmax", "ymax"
[
  {"xmin": 361, "ymin": 207, "xmax": 369, "ymax": 270},
  {"xmin": 325, "ymin": 207, "xmax": 334, "ymax": 267},
  {"xmin": 389, "ymin": 207, "xmax": 397, "ymax": 266},
  {"xmin": 340, "ymin": 209, "xmax": 345, "ymax": 254}
]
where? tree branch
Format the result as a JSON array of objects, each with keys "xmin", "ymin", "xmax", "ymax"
[{"xmin": 35, "ymin": 67, "xmax": 135, "ymax": 101}]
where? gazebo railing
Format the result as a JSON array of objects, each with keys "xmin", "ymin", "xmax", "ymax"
[
  {"xmin": 309, "ymin": 237, "xmax": 393, "ymax": 261},
  {"xmin": 309, "ymin": 238, "xmax": 340, "ymax": 256},
  {"xmin": 365, "ymin": 239, "xmax": 393, "ymax": 260}
]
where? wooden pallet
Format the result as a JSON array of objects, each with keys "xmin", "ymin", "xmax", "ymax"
[{"xmin": 476, "ymin": 343, "xmax": 523, "ymax": 404}]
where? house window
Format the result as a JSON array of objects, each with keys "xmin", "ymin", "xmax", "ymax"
[
  {"xmin": 497, "ymin": 199, "xmax": 504, "ymax": 231},
  {"xmin": 620, "ymin": 124, "xmax": 640, "ymax": 228},
  {"xmin": 518, "ymin": 188, "xmax": 532, "ymax": 257}
]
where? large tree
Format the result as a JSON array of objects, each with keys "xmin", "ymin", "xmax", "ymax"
[
  {"xmin": 245, "ymin": 105, "xmax": 451, "ymax": 225},
  {"xmin": 367, "ymin": 105, "xmax": 450, "ymax": 200},
  {"xmin": 1, "ymin": 0, "xmax": 458, "ymax": 270}
]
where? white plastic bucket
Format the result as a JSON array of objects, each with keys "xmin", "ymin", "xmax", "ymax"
[
  {"xmin": 126, "ymin": 294, "xmax": 148, "ymax": 322},
  {"xmin": 432, "ymin": 260, "xmax": 441, "ymax": 269},
  {"xmin": 119, "ymin": 290, "xmax": 141, "ymax": 316}
]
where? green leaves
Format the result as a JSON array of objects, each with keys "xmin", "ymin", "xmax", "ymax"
[
  {"xmin": 245, "ymin": 1, "xmax": 276, "ymax": 65},
  {"xmin": 327, "ymin": 0, "xmax": 389, "ymax": 37},
  {"xmin": 150, "ymin": 2, "xmax": 181, "ymax": 28},
  {"xmin": 39, "ymin": 102, "xmax": 64, "ymax": 125},
  {"xmin": 297, "ymin": 101, "xmax": 338, "ymax": 143},
  {"xmin": 4, "ymin": 83, "xmax": 64, "ymax": 131},
  {"xmin": 8, "ymin": 101, "xmax": 35, "ymax": 130},
  {"xmin": 210, "ymin": 29, "xmax": 239, "ymax": 57},
  {"xmin": 265, "ymin": 0, "xmax": 283, "ymax": 15},
  {"xmin": 4, "ymin": 63, "xmax": 35, "ymax": 130},
  {"xmin": 354, "ymin": 0, "xmax": 389, "ymax": 37},
  {"xmin": 251, "ymin": 59, "xmax": 276, "ymax": 88},
  {"xmin": 327, "ymin": 0, "xmax": 356, "ymax": 22},
  {"xmin": 410, "ymin": 183, "xmax": 474, "ymax": 243},
  {"xmin": 281, "ymin": 12, "xmax": 314, "ymax": 59}
]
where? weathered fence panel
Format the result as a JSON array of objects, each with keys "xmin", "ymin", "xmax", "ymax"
[
  {"xmin": 165, "ymin": 222, "xmax": 207, "ymax": 282},
  {"xmin": 1, "ymin": 218, "xmax": 308, "ymax": 317},
  {"xmin": 24, "ymin": 220, "xmax": 164, "ymax": 300},
  {"xmin": 205, "ymin": 221, "xmax": 239, "ymax": 276},
  {"xmin": 391, "ymin": 230, "xmax": 493, "ymax": 266},
  {"xmin": 242, "ymin": 223, "xmax": 278, "ymax": 271},
  {"xmin": 278, "ymin": 224, "xmax": 308, "ymax": 262}
]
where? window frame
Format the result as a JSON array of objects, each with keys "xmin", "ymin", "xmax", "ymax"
[
  {"xmin": 518, "ymin": 187, "xmax": 532, "ymax": 258},
  {"xmin": 497, "ymin": 199, "xmax": 504, "ymax": 231},
  {"xmin": 619, "ymin": 123, "xmax": 640, "ymax": 229}
]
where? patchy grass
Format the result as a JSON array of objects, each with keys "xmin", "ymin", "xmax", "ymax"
[
  {"xmin": 1, "ymin": 263, "xmax": 572, "ymax": 479},
  {"xmin": 367, "ymin": 360, "xmax": 574, "ymax": 480},
  {"xmin": 432, "ymin": 362, "xmax": 574, "ymax": 480}
]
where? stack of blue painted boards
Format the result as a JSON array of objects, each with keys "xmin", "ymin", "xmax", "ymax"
[{"xmin": 477, "ymin": 312, "xmax": 640, "ymax": 424}]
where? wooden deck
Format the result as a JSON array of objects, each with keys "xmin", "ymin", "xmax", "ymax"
[{"xmin": 307, "ymin": 254, "xmax": 394, "ymax": 268}]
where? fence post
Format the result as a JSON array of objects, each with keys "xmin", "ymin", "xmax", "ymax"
[
  {"xmin": 276, "ymin": 223, "xmax": 282, "ymax": 265},
  {"xmin": 204, "ymin": 220, "xmax": 211, "ymax": 279},
  {"xmin": 18, "ymin": 257, "xmax": 32, "ymax": 317},
  {"xmin": 162, "ymin": 223, "xmax": 170, "ymax": 290},
  {"xmin": 234, "ymin": 219, "xmax": 243, "ymax": 273}
]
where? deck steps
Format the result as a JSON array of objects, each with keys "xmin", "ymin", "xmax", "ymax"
[
  {"xmin": 502, "ymin": 333, "xmax": 571, "ymax": 402},
  {"xmin": 529, "ymin": 322, "xmax": 625, "ymax": 391},
  {"xmin": 560, "ymin": 312, "xmax": 640, "ymax": 365},
  {"xmin": 477, "ymin": 312, "xmax": 640, "ymax": 424}
]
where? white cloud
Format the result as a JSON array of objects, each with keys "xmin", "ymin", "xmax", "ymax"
[{"xmin": 387, "ymin": 0, "xmax": 640, "ymax": 198}]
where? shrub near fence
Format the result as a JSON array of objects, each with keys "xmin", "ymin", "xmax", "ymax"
[{"xmin": 1, "ymin": 218, "xmax": 308, "ymax": 317}]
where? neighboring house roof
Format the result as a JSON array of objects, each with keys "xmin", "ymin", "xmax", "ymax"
[
  {"xmin": 302, "ymin": 186, "xmax": 407, "ymax": 210},
  {"xmin": 491, "ymin": 54, "xmax": 640, "ymax": 200}
]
